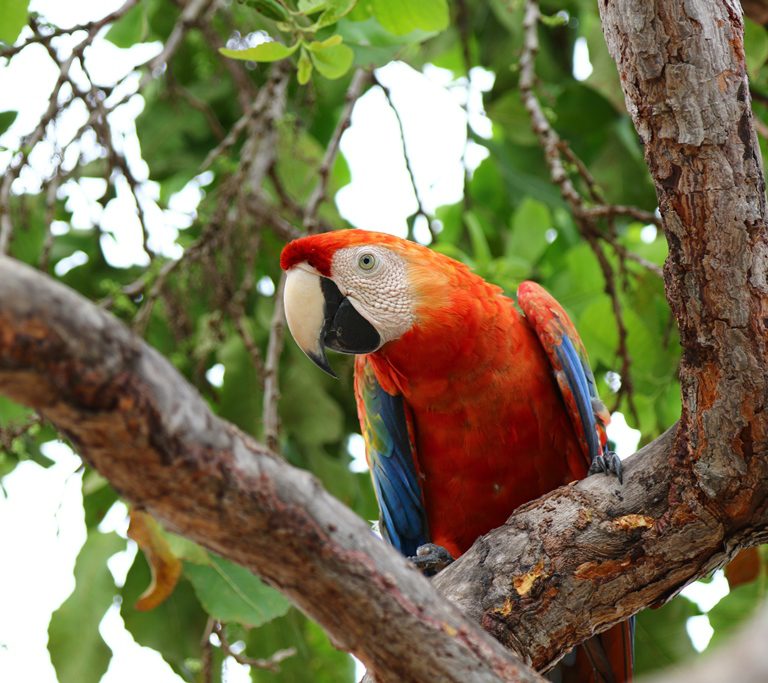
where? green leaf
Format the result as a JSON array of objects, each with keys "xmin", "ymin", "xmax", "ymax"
[
  {"xmin": 314, "ymin": 0, "xmax": 357, "ymax": 29},
  {"xmin": 578, "ymin": 295, "xmax": 618, "ymax": 369},
  {"xmin": 245, "ymin": 0, "xmax": 291, "ymax": 22},
  {"xmin": 218, "ymin": 334, "xmax": 263, "ymax": 435},
  {"xmin": 0, "ymin": 395, "xmax": 32, "ymax": 426},
  {"xmin": 507, "ymin": 197, "xmax": 551, "ymax": 265},
  {"xmin": 247, "ymin": 610, "xmax": 355, "ymax": 683},
  {"xmin": 633, "ymin": 597, "xmax": 700, "ymax": 675},
  {"xmin": 280, "ymin": 363, "xmax": 344, "ymax": 445},
  {"xmin": 337, "ymin": 16, "xmax": 431, "ymax": 68},
  {"xmin": 371, "ymin": 0, "xmax": 448, "ymax": 36},
  {"xmin": 308, "ymin": 42, "xmax": 354, "ymax": 79},
  {"xmin": 308, "ymin": 34, "xmax": 343, "ymax": 50},
  {"xmin": 48, "ymin": 531, "xmax": 124, "ymax": 683},
  {"xmin": 166, "ymin": 533, "xmax": 211, "ymax": 565},
  {"xmin": 82, "ymin": 471, "xmax": 119, "ymax": 529},
  {"xmin": 122, "ymin": 552, "xmax": 209, "ymax": 679},
  {"xmin": 220, "ymin": 40, "xmax": 299, "ymax": 62},
  {"xmin": 486, "ymin": 94, "xmax": 537, "ymax": 146},
  {"xmin": 105, "ymin": 3, "xmax": 148, "ymax": 48},
  {"xmin": 0, "ymin": 111, "xmax": 18, "ymax": 136},
  {"xmin": 0, "ymin": 0, "xmax": 29, "ymax": 44},
  {"xmin": 744, "ymin": 19, "xmax": 768, "ymax": 78},
  {"xmin": 553, "ymin": 83, "xmax": 619, "ymax": 164},
  {"xmin": 299, "ymin": 0, "xmax": 328, "ymax": 13},
  {"xmin": 298, "ymin": 47, "xmax": 313, "ymax": 83},
  {"xmin": 464, "ymin": 211, "xmax": 492, "ymax": 268},
  {"xmin": 184, "ymin": 554, "xmax": 291, "ymax": 627},
  {"xmin": 708, "ymin": 577, "xmax": 766, "ymax": 647}
]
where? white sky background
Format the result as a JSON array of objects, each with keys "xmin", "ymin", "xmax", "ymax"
[{"xmin": 0, "ymin": 4, "xmax": 719, "ymax": 682}]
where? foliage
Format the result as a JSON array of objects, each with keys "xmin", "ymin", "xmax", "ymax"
[{"xmin": 1, "ymin": 0, "xmax": 766, "ymax": 680}]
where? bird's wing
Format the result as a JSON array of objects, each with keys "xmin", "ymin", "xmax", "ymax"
[
  {"xmin": 517, "ymin": 280, "xmax": 610, "ymax": 473},
  {"xmin": 353, "ymin": 355, "xmax": 429, "ymax": 557},
  {"xmin": 518, "ymin": 281, "xmax": 633, "ymax": 683}
]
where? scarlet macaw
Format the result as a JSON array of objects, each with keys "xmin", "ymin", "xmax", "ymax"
[{"xmin": 280, "ymin": 229, "xmax": 631, "ymax": 682}]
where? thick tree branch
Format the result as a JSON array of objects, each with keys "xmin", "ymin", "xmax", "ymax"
[
  {"xmin": 0, "ymin": 256, "xmax": 541, "ymax": 683},
  {"xmin": 2, "ymin": 254, "xmax": 766, "ymax": 677},
  {"xmin": 2, "ymin": 1, "xmax": 767, "ymax": 681}
]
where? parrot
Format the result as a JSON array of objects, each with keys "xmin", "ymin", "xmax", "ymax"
[{"xmin": 280, "ymin": 228, "xmax": 632, "ymax": 682}]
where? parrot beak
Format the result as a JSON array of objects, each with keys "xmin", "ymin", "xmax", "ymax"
[{"xmin": 283, "ymin": 265, "xmax": 381, "ymax": 378}]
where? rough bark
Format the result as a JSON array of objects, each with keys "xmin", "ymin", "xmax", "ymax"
[
  {"xmin": 600, "ymin": 0, "xmax": 768, "ymax": 540},
  {"xmin": 1, "ymin": 1, "xmax": 767, "ymax": 681},
  {"xmin": 0, "ymin": 256, "xmax": 541, "ymax": 683}
]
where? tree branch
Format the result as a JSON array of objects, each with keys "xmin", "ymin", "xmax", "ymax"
[
  {"xmin": 0, "ymin": 256, "xmax": 542, "ymax": 683},
  {"xmin": 1, "ymin": 1, "xmax": 767, "ymax": 681}
]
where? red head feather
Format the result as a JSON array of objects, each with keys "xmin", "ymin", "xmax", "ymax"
[{"xmin": 280, "ymin": 229, "xmax": 424, "ymax": 276}]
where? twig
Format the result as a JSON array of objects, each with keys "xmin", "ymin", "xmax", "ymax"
[
  {"xmin": 213, "ymin": 621, "xmax": 295, "ymax": 672},
  {"xmin": 581, "ymin": 204, "xmax": 661, "ymax": 228},
  {"xmin": 519, "ymin": 1, "xmax": 662, "ymax": 230},
  {"xmin": 245, "ymin": 197, "xmax": 301, "ymax": 242},
  {"xmin": 456, "ymin": 0, "xmax": 475, "ymax": 211},
  {"xmin": 262, "ymin": 273, "xmax": 286, "ymax": 452},
  {"xmin": 584, "ymin": 234, "xmax": 640, "ymax": 423},
  {"xmin": 226, "ymin": 229, "xmax": 266, "ymax": 378},
  {"xmin": 268, "ymin": 165, "xmax": 304, "ymax": 219},
  {"xmin": 200, "ymin": 106, "xmax": 255, "ymax": 171},
  {"xmin": 39, "ymin": 174, "xmax": 62, "ymax": 272},
  {"xmin": 200, "ymin": 617, "xmax": 216, "ymax": 683},
  {"xmin": 373, "ymin": 72, "xmax": 434, "ymax": 234},
  {"xmin": 303, "ymin": 68, "xmax": 372, "ymax": 231},
  {"xmin": 520, "ymin": 3, "xmax": 583, "ymax": 210},
  {"xmin": 600, "ymin": 231, "xmax": 664, "ymax": 278},
  {"xmin": 0, "ymin": 0, "xmax": 140, "ymax": 59},
  {"xmin": 170, "ymin": 81, "xmax": 226, "ymax": 141},
  {"xmin": 0, "ymin": 0, "xmax": 139, "ymax": 255},
  {"xmin": 137, "ymin": 0, "xmax": 215, "ymax": 92},
  {"xmin": 0, "ymin": 414, "xmax": 43, "ymax": 452},
  {"xmin": 259, "ymin": 69, "xmax": 371, "ymax": 450},
  {"xmin": 520, "ymin": 0, "xmax": 648, "ymax": 421}
]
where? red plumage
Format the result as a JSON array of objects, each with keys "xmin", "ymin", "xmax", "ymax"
[{"xmin": 281, "ymin": 230, "xmax": 632, "ymax": 682}]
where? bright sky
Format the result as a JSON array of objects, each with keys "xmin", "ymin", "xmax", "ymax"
[{"xmin": 0, "ymin": 3, "xmax": 716, "ymax": 682}]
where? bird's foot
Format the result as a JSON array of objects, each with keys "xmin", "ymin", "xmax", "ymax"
[
  {"xmin": 408, "ymin": 543, "xmax": 455, "ymax": 576},
  {"xmin": 588, "ymin": 449, "xmax": 623, "ymax": 484}
]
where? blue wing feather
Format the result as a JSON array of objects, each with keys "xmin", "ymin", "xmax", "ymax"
[
  {"xmin": 355, "ymin": 358, "xmax": 429, "ymax": 557},
  {"xmin": 555, "ymin": 336, "xmax": 602, "ymax": 462},
  {"xmin": 518, "ymin": 281, "xmax": 611, "ymax": 467}
]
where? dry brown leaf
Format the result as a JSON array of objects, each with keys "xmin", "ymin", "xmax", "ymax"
[{"xmin": 128, "ymin": 509, "xmax": 183, "ymax": 611}]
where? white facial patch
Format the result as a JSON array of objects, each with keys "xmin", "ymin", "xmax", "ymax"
[{"xmin": 331, "ymin": 246, "xmax": 415, "ymax": 346}]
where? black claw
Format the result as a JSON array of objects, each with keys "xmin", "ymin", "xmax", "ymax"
[
  {"xmin": 588, "ymin": 450, "xmax": 623, "ymax": 484},
  {"xmin": 408, "ymin": 543, "xmax": 455, "ymax": 576}
]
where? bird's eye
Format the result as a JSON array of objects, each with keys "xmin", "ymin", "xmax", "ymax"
[{"xmin": 358, "ymin": 253, "xmax": 376, "ymax": 271}]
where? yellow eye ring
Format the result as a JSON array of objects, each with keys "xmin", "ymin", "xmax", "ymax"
[{"xmin": 358, "ymin": 253, "xmax": 376, "ymax": 271}]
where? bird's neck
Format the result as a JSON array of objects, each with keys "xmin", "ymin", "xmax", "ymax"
[{"xmin": 367, "ymin": 284, "xmax": 528, "ymax": 406}]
